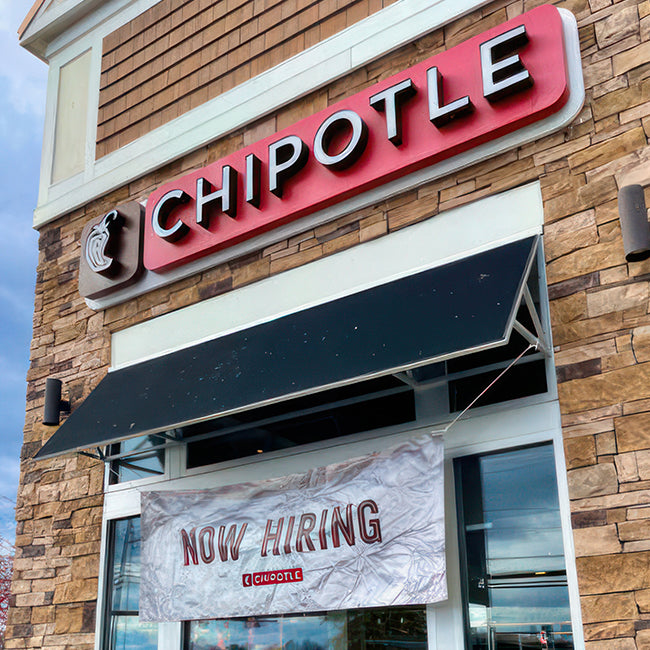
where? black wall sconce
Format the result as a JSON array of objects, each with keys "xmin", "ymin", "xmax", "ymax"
[
  {"xmin": 43, "ymin": 378, "xmax": 70, "ymax": 426},
  {"xmin": 619, "ymin": 184, "xmax": 650, "ymax": 262}
]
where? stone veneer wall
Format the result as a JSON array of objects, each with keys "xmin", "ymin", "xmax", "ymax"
[{"xmin": 6, "ymin": 0, "xmax": 650, "ymax": 648}]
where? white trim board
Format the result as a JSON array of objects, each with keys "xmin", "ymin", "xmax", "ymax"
[
  {"xmin": 36, "ymin": 0, "xmax": 504, "ymax": 227},
  {"xmin": 89, "ymin": 8, "xmax": 583, "ymax": 311},
  {"xmin": 111, "ymin": 182, "xmax": 544, "ymax": 370}
]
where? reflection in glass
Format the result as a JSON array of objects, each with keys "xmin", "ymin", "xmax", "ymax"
[
  {"xmin": 112, "ymin": 518, "xmax": 142, "ymax": 612},
  {"xmin": 347, "ymin": 607, "xmax": 427, "ymax": 649},
  {"xmin": 110, "ymin": 615, "xmax": 157, "ymax": 650},
  {"xmin": 455, "ymin": 444, "xmax": 574, "ymax": 649},
  {"xmin": 106, "ymin": 517, "xmax": 158, "ymax": 650},
  {"xmin": 109, "ymin": 435, "xmax": 165, "ymax": 484},
  {"xmin": 186, "ymin": 607, "xmax": 427, "ymax": 650}
]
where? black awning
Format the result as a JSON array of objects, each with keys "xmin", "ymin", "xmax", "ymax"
[{"xmin": 35, "ymin": 236, "xmax": 538, "ymax": 459}]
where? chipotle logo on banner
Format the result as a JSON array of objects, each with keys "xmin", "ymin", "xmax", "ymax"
[
  {"xmin": 139, "ymin": 434, "xmax": 445, "ymax": 622},
  {"xmin": 242, "ymin": 568, "xmax": 304, "ymax": 588}
]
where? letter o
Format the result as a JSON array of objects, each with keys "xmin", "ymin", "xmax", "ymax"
[
  {"xmin": 313, "ymin": 110, "xmax": 368, "ymax": 171},
  {"xmin": 198, "ymin": 527, "xmax": 216, "ymax": 563}
]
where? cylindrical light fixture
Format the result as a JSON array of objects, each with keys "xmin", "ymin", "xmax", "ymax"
[
  {"xmin": 619, "ymin": 184, "xmax": 650, "ymax": 262},
  {"xmin": 43, "ymin": 378, "xmax": 70, "ymax": 426}
]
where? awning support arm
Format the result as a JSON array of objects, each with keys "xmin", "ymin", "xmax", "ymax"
[
  {"xmin": 523, "ymin": 286, "xmax": 546, "ymax": 341},
  {"xmin": 512, "ymin": 282, "xmax": 549, "ymax": 357}
]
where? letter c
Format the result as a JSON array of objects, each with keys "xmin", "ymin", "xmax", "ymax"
[{"xmin": 152, "ymin": 189, "xmax": 191, "ymax": 242}]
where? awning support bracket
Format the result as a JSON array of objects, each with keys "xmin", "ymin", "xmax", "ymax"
[
  {"xmin": 78, "ymin": 447, "xmax": 106, "ymax": 461},
  {"xmin": 151, "ymin": 430, "xmax": 182, "ymax": 443},
  {"xmin": 523, "ymin": 286, "xmax": 545, "ymax": 340},
  {"xmin": 513, "ymin": 319, "xmax": 549, "ymax": 357},
  {"xmin": 513, "ymin": 282, "xmax": 549, "ymax": 357}
]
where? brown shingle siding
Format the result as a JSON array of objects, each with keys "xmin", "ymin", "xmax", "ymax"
[{"xmin": 97, "ymin": 0, "xmax": 388, "ymax": 158}]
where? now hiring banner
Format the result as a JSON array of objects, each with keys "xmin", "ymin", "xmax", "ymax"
[{"xmin": 140, "ymin": 434, "xmax": 446, "ymax": 621}]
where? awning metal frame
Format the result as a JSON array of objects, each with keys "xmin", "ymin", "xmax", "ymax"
[{"xmin": 36, "ymin": 236, "xmax": 545, "ymax": 462}]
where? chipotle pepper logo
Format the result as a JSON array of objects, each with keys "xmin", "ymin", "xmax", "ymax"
[
  {"xmin": 85, "ymin": 210, "xmax": 123, "ymax": 275},
  {"xmin": 78, "ymin": 202, "xmax": 145, "ymax": 301}
]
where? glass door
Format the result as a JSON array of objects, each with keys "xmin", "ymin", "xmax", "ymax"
[{"xmin": 454, "ymin": 444, "xmax": 574, "ymax": 650}]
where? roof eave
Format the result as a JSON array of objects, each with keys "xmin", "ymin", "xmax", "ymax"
[
  {"xmin": 18, "ymin": 0, "xmax": 46, "ymax": 39},
  {"xmin": 18, "ymin": 0, "xmax": 104, "ymax": 61}
]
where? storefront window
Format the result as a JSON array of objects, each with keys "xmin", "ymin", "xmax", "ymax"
[
  {"xmin": 185, "ymin": 606, "xmax": 427, "ymax": 650},
  {"xmin": 184, "ymin": 376, "xmax": 415, "ymax": 469},
  {"xmin": 105, "ymin": 517, "xmax": 158, "ymax": 650},
  {"xmin": 454, "ymin": 444, "xmax": 573, "ymax": 650},
  {"xmin": 109, "ymin": 435, "xmax": 166, "ymax": 484},
  {"xmin": 103, "ymin": 440, "xmax": 576, "ymax": 650}
]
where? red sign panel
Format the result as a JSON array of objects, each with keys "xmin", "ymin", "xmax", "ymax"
[
  {"xmin": 144, "ymin": 5, "xmax": 568, "ymax": 272},
  {"xmin": 242, "ymin": 568, "xmax": 304, "ymax": 588}
]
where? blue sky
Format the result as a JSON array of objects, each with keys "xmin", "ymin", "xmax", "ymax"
[{"xmin": 0, "ymin": 0, "xmax": 48, "ymax": 543}]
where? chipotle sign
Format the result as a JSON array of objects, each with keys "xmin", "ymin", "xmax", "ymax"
[
  {"xmin": 80, "ymin": 5, "xmax": 574, "ymax": 296},
  {"xmin": 140, "ymin": 434, "xmax": 445, "ymax": 621}
]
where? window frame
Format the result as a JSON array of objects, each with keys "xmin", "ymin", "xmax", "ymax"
[
  {"xmin": 102, "ymin": 516, "xmax": 159, "ymax": 650},
  {"xmin": 453, "ymin": 443, "xmax": 575, "ymax": 649},
  {"xmin": 97, "ymin": 401, "xmax": 584, "ymax": 650}
]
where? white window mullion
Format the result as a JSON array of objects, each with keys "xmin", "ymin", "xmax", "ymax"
[
  {"xmin": 427, "ymin": 459, "xmax": 466, "ymax": 650},
  {"xmin": 158, "ymin": 622, "xmax": 182, "ymax": 650},
  {"xmin": 554, "ymin": 434, "xmax": 586, "ymax": 649}
]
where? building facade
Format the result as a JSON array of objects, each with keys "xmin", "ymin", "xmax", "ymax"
[{"xmin": 8, "ymin": 0, "xmax": 650, "ymax": 648}]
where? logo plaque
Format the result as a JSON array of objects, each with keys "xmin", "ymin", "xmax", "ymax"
[{"xmin": 78, "ymin": 202, "xmax": 144, "ymax": 300}]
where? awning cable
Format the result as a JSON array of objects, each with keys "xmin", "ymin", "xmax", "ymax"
[{"xmin": 433, "ymin": 343, "xmax": 536, "ymax": 436}]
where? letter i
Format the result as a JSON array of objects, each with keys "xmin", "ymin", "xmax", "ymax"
[
  {"xmin": 246, "ymin": 153, "xmax": 261, "ymax": 208},
  {"xmin": 284, "ymin": 516, "xmax": 295, "ymax": 554},
  {"xmin": 319, "ymin": 509, "xmax": 328, "ymax": 550}
]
